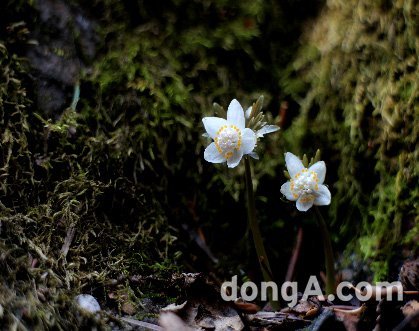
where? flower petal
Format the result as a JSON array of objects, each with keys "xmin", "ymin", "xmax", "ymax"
[
  {"xmin": 280, "ymin": 181, "xmax": 298, "ymax": 201},
  {"xmin": 245, "ymin": 106, "xmax": 252, "ymax": 119},
  {"xmin": 285, "ymin": 152, "xmax": 305, "ymax": 178},
  {"xmin": 202, "ymin": 117, "xmax": 227, "ymax": 139},
  {"xmin": 249, "ymin": 152, "xmax": 259, "ymax": 160},
  {"xmin": 314, "ymin": 185, "xmax": 331, "ymax": 206},
  {"xmin": 256, "ymin": 125, "xmax": 280, "ymax": 138},
  {"xmin": 241, "ymin": 128, "xmax": 256, "ymax": 155},
  {"xmin": 309, "ymin": 161, "xmax": 326, "ymax": 184},
  {"xmin": 204, "ymin": 142, "xmax": 225, "ymax": 164},
  {"xmin": 227, "ymin": 99, "xmax": 245, "ymax": 129},
  {"xmin": 227, "ymin": 149, "xmax": 244, "ymax": 168},
  {"xmin": 296, "ymin": 195, "xmax": 315, "ymax": 212}
]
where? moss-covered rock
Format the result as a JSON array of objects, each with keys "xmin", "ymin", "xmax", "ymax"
[{"xmin": 281, "ymin": 0, "xmax": 418, "ymax": 281}]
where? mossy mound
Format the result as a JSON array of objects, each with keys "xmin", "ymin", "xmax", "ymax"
[
  {"xmin": 281, "ymin": 0, "xmax": 418, "ymax": 280},
  {"xmin": 0, "ymin": 38, "xmax": 177, "ymax": 329}
]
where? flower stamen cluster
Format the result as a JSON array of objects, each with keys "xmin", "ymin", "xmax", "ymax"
[
  {"xmin": 281, "ymin": 152, "xmax": 331, "ymax": 211},
  {"xmin": 290, "ymin": 169, "xmax": 319, "ymax": 199},
  {"xmin": 214, "ymin": 125, "xmax": 242, "ymax": 159}
]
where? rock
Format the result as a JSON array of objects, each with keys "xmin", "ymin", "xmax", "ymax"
[
  {"xmin": 399, "ymin": 259, "xmax": 419, "ymax": 291},
  {"xmin": 121, "ymin": 302, "xmax": 136, "ymax": 315},
  {"xmin": 75, "ymin": 294, "xmax": 101, "ymax": 313},
  {"xmin": 28, "ymin": 0, "xmax": 98, "ymax": 115}
]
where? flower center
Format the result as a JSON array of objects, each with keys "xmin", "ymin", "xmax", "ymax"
[
  {"xmin": 290, "ymin": 169, "xmax": 319, "ymax": 199},
  {"xmin": 214, "ymin": 125, "xmax": 242, "ymax": 159}
]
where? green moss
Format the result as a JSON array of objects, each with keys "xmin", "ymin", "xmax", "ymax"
[
  {"xmin": 3, "ymin": 0, "xmax": 416, "ymax": 327},
  {"xmin": 0, "ymin": 8, "xmax": 179, "ymax": 328},
  {"xmin": 280, "ymin": 0, "xmax": 418, "ymax": 280},
  {"xmin": 1, "ymin": 0, "xmax": 305, "ymax": 326}
]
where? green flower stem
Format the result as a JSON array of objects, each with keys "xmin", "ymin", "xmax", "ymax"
[
  {"xmin": 244, "ymin": 157, "xmax": 279, "ymax": 310},
  {"xmin": 70, "ymin": 83, "xmax": 80, "ymax": 111},
  {"xmin": 314, "ymin": 206, "xmax": 336, "ymax": 295}
]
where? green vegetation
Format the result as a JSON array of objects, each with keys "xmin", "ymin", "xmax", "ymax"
[{"xmin": 281, "ymin": 0, "xmax": 418, "ymax": 280}]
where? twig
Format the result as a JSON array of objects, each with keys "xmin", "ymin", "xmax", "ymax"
[
  {"xmin": 70, "ymin": 83, "xmax": 80, "ymax": 111},
  {"xmin": 120, "ymin": 317, "xmax": 163, "ymax": 331},
  {"xmin": 393, "ymin": 310, "xmax": 419, "ymax": 331},
  {"xmin": 285, "ymin": 227, "xmax": 303, "ymax": 282},
  {"xmin": 60, "ymin": 225, "xmax": 76, "ymax": 258},
  {"xmin": 347, "ymin": 283, "xmax": 405, "ymax": 299},
  {"xmin": 328, "ymin": 304, "xmax": 366, "ymax": 315}
]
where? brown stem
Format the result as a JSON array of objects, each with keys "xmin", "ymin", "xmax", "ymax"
[{"xmin": 285, "ymin": 227, "xmax": 303, "ymax": 282}]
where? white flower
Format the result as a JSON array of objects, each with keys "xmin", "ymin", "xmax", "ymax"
[
  {"xmin": 280, "ymin": 152, "xmax": 331, "ymax": 212},
  {"xmin": 202, "ymin": 99, "xmax": 257, "ymax": 168}
]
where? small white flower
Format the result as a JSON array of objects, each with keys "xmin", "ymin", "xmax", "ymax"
[
  {"xmin": 280, "ymin": 152, "xmax": 331, "ymax": 212},
  {"xmin": 202, "ymin": 99, "xmax": 257, "ymax": 168}
]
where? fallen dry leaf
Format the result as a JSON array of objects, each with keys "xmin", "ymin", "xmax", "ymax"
[
  {"xmin": 401, "ymin": 300, "xmax": 419, "ymax": 329},
  {"xmin": 161, "ymin": 273, "xmax": 244, "ymax": 330}
]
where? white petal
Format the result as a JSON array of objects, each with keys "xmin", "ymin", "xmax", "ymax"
[
  {"xmin": 241, "ymin": 128, "xmax": 256, "ymax": 155},
  {"xmin": 309, "ymin": 161, "xmax": 326, "ymax": 184},
  {"xmin": 249, "ymin": 152, "xmax": 259, "ymax": 160},
  {"xmin": 227, "ymin": 99, "xmax": 245, "ymax": 129},
  {"xmin": 285, "ymin": 152, "xmax": 305, "ymax": 178},
  {"xmin": 204, "ymin": 142, "xmax": 225, "ymax": 163},
  {"xmin": 202, "ymin": 117, "xmax": 227, "ymax": 139},
  {"xmin": 227, "ymin": 150, "xmax": 244, "ymax": 168},
  {"xmin": 280, "ymin": 181, "xmax": 297, "ymax": 201},
  {"xmin": 314, "ymin": 185, "xmax": 331, "ymax": 206},
  {"xmin": 296, "ymin": 195, "xmax": 315, "ymax": 212},
  {"xmin": 245, "ymin": 106, "xmax": 252, "ymax": 119},
  {"xmin": 256, "ymin": 125, "xmax": 280, "ymax": 138}
]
